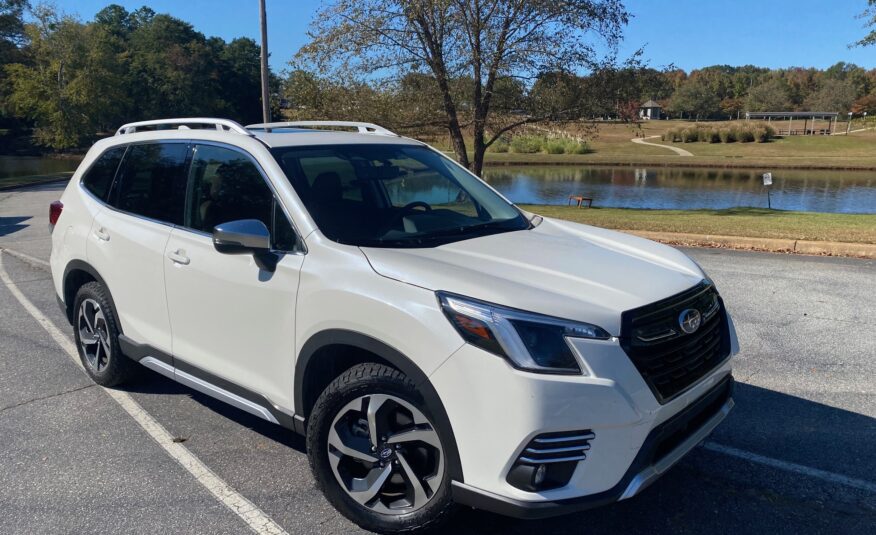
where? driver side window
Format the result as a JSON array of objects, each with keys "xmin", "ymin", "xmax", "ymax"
[{"xmin": 186, "ymin": 144, "xmax": 297, "ymax": 251}]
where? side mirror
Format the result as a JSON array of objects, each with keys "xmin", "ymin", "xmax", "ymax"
[{"xmin": 212, "ymin": 219, "xmax": 278, "ymax": 271}]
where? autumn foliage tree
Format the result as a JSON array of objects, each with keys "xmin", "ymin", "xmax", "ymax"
[{"xmin": 297, "ymin": 0, "xmax": 629, "ymax": 176}]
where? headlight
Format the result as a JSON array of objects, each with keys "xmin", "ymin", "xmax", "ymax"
[{"xmin": 437, "ymin": 292, "xmax": 611, "ymax": 374}]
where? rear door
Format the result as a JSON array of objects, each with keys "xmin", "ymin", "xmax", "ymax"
[
  {"xmin": 163, "ymin": 143, "xmax": 303, "ymax": 408},
  {"xmin": 86, "ymin": 141, "xmax": 190, "ymax": 354}
]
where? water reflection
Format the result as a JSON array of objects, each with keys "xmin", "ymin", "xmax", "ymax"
[
  {"xmin": 0, "ymin": 156, "xmax": 80, "ymax": 179},
  {"xmin": 482, "ymin": 166, "xmax": 876, "ymax": 214}
]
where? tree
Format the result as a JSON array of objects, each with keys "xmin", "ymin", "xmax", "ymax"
[
  {"xmin": 0, "ymin": 0, "xmax": 28, "ymax": 122},
  {"xmin": 667, "ymin": 79, "xmax": 719, "ymax": 120},
  {"xmin": 746, "ymin": 78, "xmax": 790, "ymax": 112},
  {"xmin": 852, "ymin": 93, "xmax": 876, "ymax": 114},
  {"xmin": 0, "ymin": 0, "xmax": 27, "ymax": 63},
  {"xmin": 297, "ymin": 0, "xmax": 630, "ymax": 176},
  {"xmin": 218, "ymin": 37, "xmax": 264, "ymax": 124},
  {"xmin": 852, "ymin": 0, "xmax": 876, "ymax": 47},
  {"xmin": 5, "ymin": 6, "xmax": 128, "ymax": 148},
  {"xmin": 804, "ymin": 79, "xmax": 857, "ymax": 113}
]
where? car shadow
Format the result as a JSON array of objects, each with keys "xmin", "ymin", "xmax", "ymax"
[
  {"xmin": 121, "ymin": 368, "xmax": 307, "ymax": 453},
  {"xmin": 118, "ymin": 373, "xmax": 875, "ymax": 534},
  {"xmin": 0, "ymin": 216, "xmax": 31, "ymax": 237}
]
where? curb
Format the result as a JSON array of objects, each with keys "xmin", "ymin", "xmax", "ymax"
[
  {"xmin": 0, "ymin": 174, "xmax": 73, "ymax": 192},
  {"xmin": 625, "ymin": 230, "xmax": 876, "ymax": 259}
]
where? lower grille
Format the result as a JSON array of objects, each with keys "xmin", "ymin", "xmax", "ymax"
[
  {"xmin": 519, "ymin": 430, "xmax": 594, "ymax": 464},
  {"xmin": 620, "ymin": 281, "xmax": 731, "ymax": 404},
  {"xmin": 507, "ymin": 430, "xmax": 594, "ymax": 491}
]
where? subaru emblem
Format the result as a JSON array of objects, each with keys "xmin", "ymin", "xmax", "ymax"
[{"xmin": 678, "ymin": 309, "xmax": 702, "ymax": 334}]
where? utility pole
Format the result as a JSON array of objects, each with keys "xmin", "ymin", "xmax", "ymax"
[{"xmin": 259, "ymin": 0, "xmax": 271, "ymax": 124}]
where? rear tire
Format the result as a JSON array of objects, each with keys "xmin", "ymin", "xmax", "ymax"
[
  {"xmin": 307, "ymin": 363, "xmax": 455, "ymax": 534},
  {"xmin": 72, "ymin": 281, "xmax": 138, "ymax": 387}
]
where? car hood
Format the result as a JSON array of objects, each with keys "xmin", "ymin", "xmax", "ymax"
[{"xmin": 359, "ymin": 217, "xmax": 705, "ymax": 336}]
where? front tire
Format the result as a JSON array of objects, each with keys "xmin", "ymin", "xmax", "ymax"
[
  {"xmin": 307, "ymin": 363, "xmax": 455, "ymax": 533},
  {"xmin": 73, "ymin": 281, "xmax": 138, "ymax": 387}
]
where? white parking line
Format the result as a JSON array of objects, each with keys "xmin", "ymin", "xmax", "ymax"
[
  {"xmin": 0, "ymin": 252, "xmax": 289, "ymax": 535},
  {"xmin": 704, "ymin": 442, "xmax": 876, "ymax": 494},
  {"xmin": 1, "ymin": 248, "xmax": 50, "ymax": 268}
]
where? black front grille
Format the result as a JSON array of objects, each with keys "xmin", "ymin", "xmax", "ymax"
[{"xmin": 620, "ymin": 281, "xmax": 731, "ymax": 404}]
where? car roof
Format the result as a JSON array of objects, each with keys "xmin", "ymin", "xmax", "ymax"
[
  {"xmin": 101, "ymin": 118, "xmax": 426, "ymax": 151},
  {"xmin": 251, "ymin": 130, "xmax": 424, "ymax": 149}
]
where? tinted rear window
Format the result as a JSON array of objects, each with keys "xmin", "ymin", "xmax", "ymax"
[
  {"xmin": 81, "ymin": 146, "xmax": 126, "ymax": 201},
  {"xmin": 113, "ymin": 143, "xmax": 189, "ymax": 225}
]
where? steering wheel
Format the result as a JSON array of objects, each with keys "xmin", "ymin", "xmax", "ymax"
[
  {"xmin": 380, "ymin": 201, "xmax": 434, "ymax": 234},
  {"xmin": 401, "ymin": 201, "xmax": 433, "ymax": 212}
]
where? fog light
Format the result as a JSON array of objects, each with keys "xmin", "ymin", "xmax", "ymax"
[{"xmin": 533, "ymin": 464, "xmax": 547, "ymax": 486}]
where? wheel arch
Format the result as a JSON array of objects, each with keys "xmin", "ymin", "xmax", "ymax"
[
  {"xmin": 62, "ymin": 260, "xmax": 119, "ymax": 329},
  {"xmin": 295, "ymin": 329, "xmax": 464, "ymax": 482}
]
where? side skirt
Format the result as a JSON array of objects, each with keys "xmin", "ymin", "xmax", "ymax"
[{"xmin": 119, "ymin": 334, "xmax": 302, "ymax": 433}]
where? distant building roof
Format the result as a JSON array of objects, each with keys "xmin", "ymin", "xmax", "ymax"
[
  {"xmin": 640, "ymin": 100, "xmax": 661, "ymax": 108},
  {"xmin": 746, "ymin": 111, "xmax": 839, "ymax": 119}
]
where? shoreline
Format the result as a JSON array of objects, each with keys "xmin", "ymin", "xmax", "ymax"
[{"xmin": 483, "ymin": 158, "xmax": 876, "ymax": 171}]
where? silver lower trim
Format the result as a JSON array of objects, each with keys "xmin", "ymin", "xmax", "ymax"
[
  {"xmin": 139, "ymin": 357, "xmax": 279, "ymax": 425},
  {"xmin": 619, "ymin": 397, "xmax": 735, "ymax": 500}
]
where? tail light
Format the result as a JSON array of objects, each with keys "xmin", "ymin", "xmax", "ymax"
[{"xmin": 49, "ymin": 201, "xmax": 63, "ymax": 231}]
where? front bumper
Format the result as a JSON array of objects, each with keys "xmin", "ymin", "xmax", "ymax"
[{"xmin": 451, "ymin": 375, "xmax": 734, "ymax": 519}]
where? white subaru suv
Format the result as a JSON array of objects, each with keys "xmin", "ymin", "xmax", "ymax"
[{"xmin": 49, "ymin": 118, "xmax": 737, "ymax": 533}]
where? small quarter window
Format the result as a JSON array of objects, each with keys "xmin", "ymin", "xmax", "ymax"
[{"xmin": 81, "ymin": 146, "xmax": 126, "ymax": 201}]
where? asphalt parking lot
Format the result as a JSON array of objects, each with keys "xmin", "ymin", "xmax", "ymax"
[{"xmin": 1, "ymin": 182, "xmax": 874, "ymax": 534}]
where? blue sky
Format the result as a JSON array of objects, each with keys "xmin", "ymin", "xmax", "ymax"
[{"xmin": 53, "ymin": 0, "xmax": 876, "ymax": 73}]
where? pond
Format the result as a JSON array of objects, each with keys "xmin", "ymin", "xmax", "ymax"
[
  {"xmin": 3, "ymin": 155, "xmax": 875, "ymax": 214},
  {"xmin": 0, "ymin": 155, "xmax": 81, "ymax": 180},
  {"xmin": 481, "ymin": 166, "xmax": 876, "ymax": 214}
]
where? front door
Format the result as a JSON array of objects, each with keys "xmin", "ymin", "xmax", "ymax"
[{"xmin": 163, "ymin": 143, "xmax": 303, "ymax": 409}]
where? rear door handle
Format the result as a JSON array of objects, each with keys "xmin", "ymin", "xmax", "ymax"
[
  {"xmin": 167, "ymin": 250, "xmax": 190, "ymax": 265},
  {"xmin": 94, "ymin": 227, "xmax": 110, "ymax": 241}
]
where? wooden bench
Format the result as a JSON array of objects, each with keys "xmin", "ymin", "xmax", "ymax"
[{"xmin": 568, "ymin": 195, "xmax": 593, "ymax": 208}]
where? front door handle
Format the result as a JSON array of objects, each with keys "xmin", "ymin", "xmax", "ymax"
[
  {"xmin": 167, "ymin": 250, "xmax": 190, "ymax": 265},
  {"xmin": 94, "ymin": 227, "xmax": 110, "ymax": 241}
]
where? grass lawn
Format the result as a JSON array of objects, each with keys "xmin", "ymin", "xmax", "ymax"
[
  {"xmin": 520, "ymin": 205, "xmax": 876, "ymax": 244},
  {"xmin": 418, "ymin": 120, "xmax": 876, "ymax": 169}
]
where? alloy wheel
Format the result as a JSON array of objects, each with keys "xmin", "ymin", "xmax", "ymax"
[
  {"xmin": 77, "ymin": 298, "xmax": 111, "ymax": 372},
  {"xmin": 327, "ymin": 394, "xmax": 444, "ymax": 515}
]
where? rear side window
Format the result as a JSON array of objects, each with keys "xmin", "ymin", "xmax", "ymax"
[
  {"xmin": 113, "ymin": 142, "xmax": 189, "ymax": 225},
  {"xmin": 81, "ymin": 146, "xmax": 126, "ymax": 201}
]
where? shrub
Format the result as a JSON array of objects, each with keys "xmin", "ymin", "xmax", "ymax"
[
  {"xmin": 682, "ymin": 128, "xmax": 699, "ymax": 143},
  {"xmin": 510, "ymin": 135, "xmax": 543, "ymax": 153},
  {"xmin": 697, "ymin": 128, "xmax": 711, "ymax": 142},
  {"xmin": 566, "ymin": 140, "xmax": 590, "ymax": 154},
  {"xmin": 545, "ymin": 139, "xmax": 566, "ymax": 154},
  {"xmin": 737, "ymin": 126, "xmax": 755, "ymax": 143},
  {"xmin": 489, "ymin": 139, "xmax": 510, "ymax": 153},
  {"xmin": 707, "ymin": 128, "xmax": 720, "ymax": 143},
  {"xmin": 753, "ymin": 127, "xmax": 769, "ymax": 143}
]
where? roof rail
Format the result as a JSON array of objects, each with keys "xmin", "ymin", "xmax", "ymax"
[
  {"xmin": 115, "ymin": 118, "xmax": 253, "ymax": 136},
  {"xmin": 246, "ymin": 121, "xmax": 397, "ymax": 136}
]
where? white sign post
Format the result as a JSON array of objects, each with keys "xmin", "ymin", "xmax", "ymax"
[{"xmin": 762, "ymin": 172, "xmax": 773, "ymax": 209}]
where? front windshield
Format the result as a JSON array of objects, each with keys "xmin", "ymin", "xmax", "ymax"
[{"xmin": 271, "ymin": 144, "xmax": 529, "ymax": 247}]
